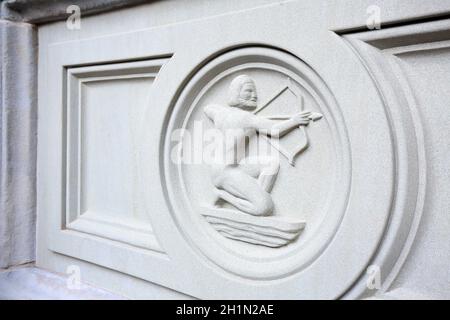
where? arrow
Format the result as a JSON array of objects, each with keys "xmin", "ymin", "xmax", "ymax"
[{"xmin": 253, "ymin": 78, "xmax": 322, "ymax": 166}]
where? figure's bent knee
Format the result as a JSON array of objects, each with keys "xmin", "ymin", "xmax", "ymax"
[
  {"xmin": 250, "ymin": 191, "xmax": 274, "ymax": 216},
  {"xmin": 267, "ymin": 157, "xmax": 280, "ymax": 175},
  {"xmin": 255, "ymin": 156, "xmax": 279, "ymax": 176},
  {"xmin": 212, "ymin": 170, "xmax": 228, "ymax": 188}
]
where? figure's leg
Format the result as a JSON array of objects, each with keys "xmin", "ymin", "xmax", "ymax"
[
  {"xmin": 237, "ymin": 160, "xmax": 261, "ymax": 179},
  {"xmin": 239, "ymin": 156, "xmax": 280, "ymax": 193},
  {"xmin": 257, "ymin": 157, "xmax": 280, "ymax": 193},
  {"xmin": 213, "ymin": 167, "xmax": 273, "ymax": 216}
]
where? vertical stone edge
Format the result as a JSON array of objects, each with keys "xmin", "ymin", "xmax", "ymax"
[{"xmin": 0, "ymin": 19, "xmax": 37, "ymax": 268}]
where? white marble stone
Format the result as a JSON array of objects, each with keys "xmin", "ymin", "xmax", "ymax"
[
  {"xmin": 1, "ymin": 0, "xmax": 450, "ymax": 300},
  {"xmin": 0, "ymin": 19, "xmax": 37, "ymax": 269},
  {"xmin": 0, "ymin": 266, "xmax": 122, "ymax": 300}
]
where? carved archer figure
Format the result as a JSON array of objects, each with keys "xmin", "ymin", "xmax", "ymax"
[{"xmin": 204, "ymin": 75, "xmax": 313, "ymax": 216}]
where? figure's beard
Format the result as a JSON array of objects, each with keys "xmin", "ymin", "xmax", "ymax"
[{"xmin": 236, "ymin": 98, "xmax": 257, "ymax": 110}]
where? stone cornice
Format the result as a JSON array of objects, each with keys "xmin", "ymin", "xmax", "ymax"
[{"xmin": 0, "ymin": 0, "xmax": 151, "ymax": 24}]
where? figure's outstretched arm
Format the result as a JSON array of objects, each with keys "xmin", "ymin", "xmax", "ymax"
[{"xmin": 249, "ymin": 111, "xmax": 311, "ymax": 137}]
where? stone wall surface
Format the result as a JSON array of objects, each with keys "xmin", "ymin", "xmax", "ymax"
[
  {"xmin": 0, "ymin": 0, "xmax": 449, "ymax": 299},
  {"xmin": 0, "ymin": 18, "xmax": 37, "ymax": 269}
]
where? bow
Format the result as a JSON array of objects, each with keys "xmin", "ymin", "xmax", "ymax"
[{"xmin": 253, "ymin": 78, "xmax": 322, "ymax": 166}]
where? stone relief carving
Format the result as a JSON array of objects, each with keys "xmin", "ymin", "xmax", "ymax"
[
  {"xmin": 165, "ymin": 47, "xmax": 345, "ymax": 278},
  {"xmin": 201, "ymin": 75, "xmax": 322, "ymax": 247}
]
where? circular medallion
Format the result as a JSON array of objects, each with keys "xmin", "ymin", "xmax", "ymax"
[{"xmin": 164, "ymin": 47, "xmax": 350, "ymax": 279}]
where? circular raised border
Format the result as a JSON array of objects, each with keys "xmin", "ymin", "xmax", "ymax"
[{"xmin": 163, "ymin": 47, "xmax": 351, "ymax": 280}]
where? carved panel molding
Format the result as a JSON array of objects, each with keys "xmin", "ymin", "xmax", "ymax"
[
  {"xmin": 342, "ymin": 19, "xmax": 450, "ymax": 298},
  {"xmin": 64, "ymin": 59, "xmax": 169, "ymax": 252}
]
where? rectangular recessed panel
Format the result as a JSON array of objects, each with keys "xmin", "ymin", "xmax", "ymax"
[
  {"xmin": 65, "ymin": 59, "xmax": 168, "ymax": 252},
  {"xmin": 80, "ymin": 77, "xmax": 149, "ymax": 220}
]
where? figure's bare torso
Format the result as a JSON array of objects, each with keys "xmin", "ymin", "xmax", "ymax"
[{"xmin": 204, "ymin": 104, "xmax": 257, "ymax": 167}]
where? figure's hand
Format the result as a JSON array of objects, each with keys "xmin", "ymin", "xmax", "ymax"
[{"xmin": 292, "ymin": 111, "xmax": 311, "ymax": 125}]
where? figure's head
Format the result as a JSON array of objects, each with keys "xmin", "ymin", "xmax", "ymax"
[{"xmin": 228, "ymin": 75, "xmax": 257, "ymax": 110}]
